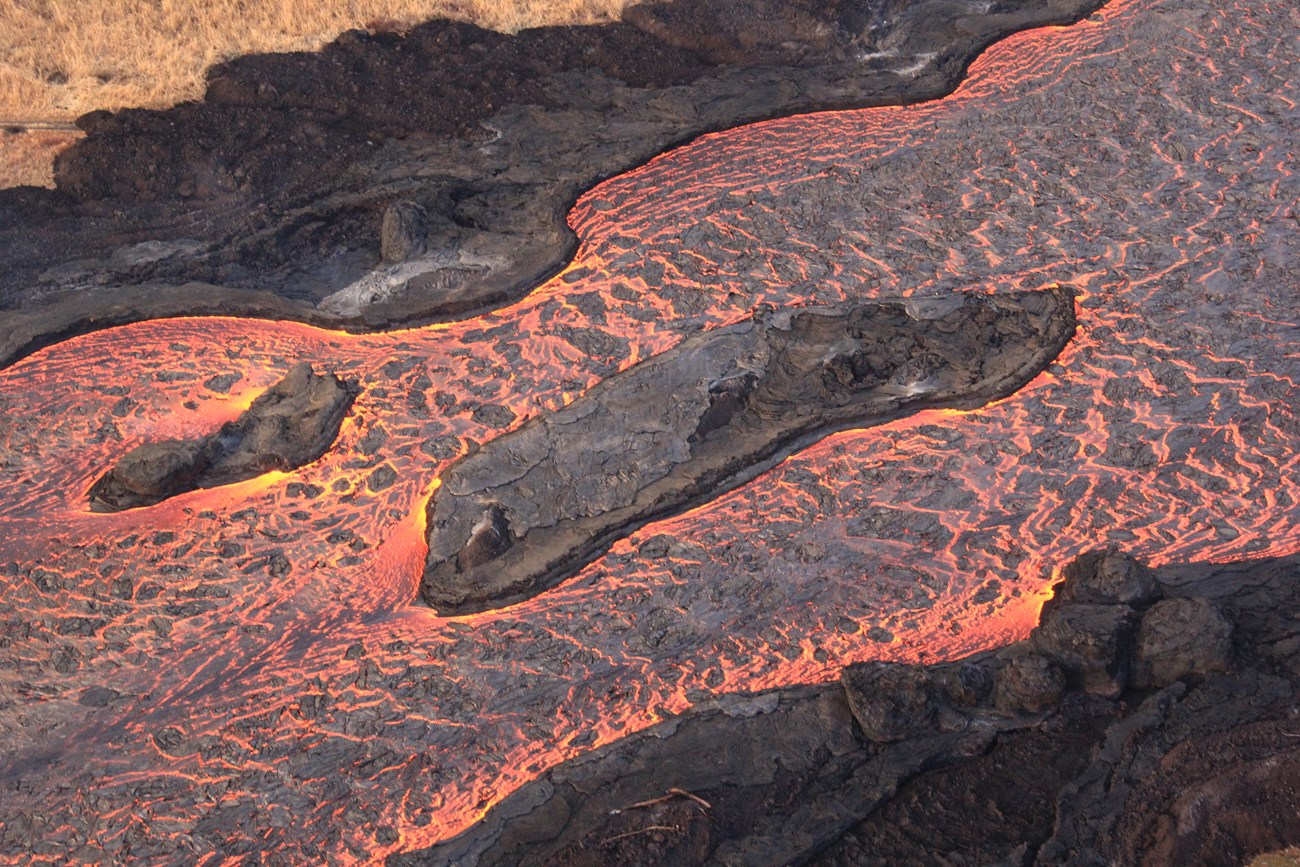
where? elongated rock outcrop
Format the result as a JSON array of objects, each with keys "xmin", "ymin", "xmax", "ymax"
[
  {"xmin": 421, "ymin": 287, "xmax": 1075, "ymax": 613},
  {"xmin": 88, "ymin": 362, "xmax": 356, "ymax": 511}
]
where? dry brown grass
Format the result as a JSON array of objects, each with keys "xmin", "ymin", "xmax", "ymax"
[
  {"xmin": 0, "ymin": 127, "xmax": 80, "ymax": 187},
  {"xmin": 0, "ymin": 0, "xmax": 638, "ymax": 123}
]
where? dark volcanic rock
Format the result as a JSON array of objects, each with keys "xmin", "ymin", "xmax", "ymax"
[
  {"xmin": 88, "ymin": 362, "xmax": 356, "ymax": 510},
  {"xmin": 421, "ymin": 287, "xmax": 1075, "ymax": 614},
  {"xmin": 91, "ymin": 440, "xmax": 213, "ymax": 509},
  {"xmin": 992, "ymin": 652, "xmax": 1067, "ymax": 714},
  {"xmin": 400, "ymin": 551, "xmax": 1300, "ymax": 867},
  {"xmin": 380, "ymin": 201, "xmax": 430, "ymax": 263},
  {"xmin": 394, "ymin": 684, "xmax": 1001, "ymax": 867},
  {"xmin": 842, "ymin": 662, "xmax": 946, "ymax": 742},
  {"xmin": 1130, "ymin": 597, "xmax": 1234, "ymax": 690},
  {"xmin": 77, "ymin": 686, "xmax": 123, "ymax": 708},
  {"xmin": 1032, "ymin": 602, "xmax": 1138, "ymax": 698},
  {"xmin": 0, "ymin": 0, "xmax": 1103, "ymax": 367},
  {"xmin": 842, "ymin": 659, "xmax": 995, "ymax": 743},
  {"xmin": 1045, "ymin": 547, "xmax": 1160, "ymax": 611}
]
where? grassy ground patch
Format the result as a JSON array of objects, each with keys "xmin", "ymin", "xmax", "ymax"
[{"xmin": 0, "ymin": 0, "xmax": 635, "ymax": 122}]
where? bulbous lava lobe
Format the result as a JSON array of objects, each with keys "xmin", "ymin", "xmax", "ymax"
[{"xmin": 421, "ymin": 286, "xmax": 1075, "ymax": 614}]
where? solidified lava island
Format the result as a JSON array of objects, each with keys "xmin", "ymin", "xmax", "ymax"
[{"xmin": 0, "ymin": 0, "xmax": 1297, "ymax": 863}]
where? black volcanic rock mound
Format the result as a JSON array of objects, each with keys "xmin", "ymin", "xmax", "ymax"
[
  {"xmin": 88, "ymin": 362, "xmax": 356, "ymax": 511},
  {"xmin": 421, "ymin": 286, "xmax": 1076, "ymax": 614},
  {"xmin": 0, "ymin": 0, "xmax": 1104, "ymax": 368}
]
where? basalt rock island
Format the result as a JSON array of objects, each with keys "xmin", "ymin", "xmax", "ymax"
[
  {"xmin": 88, "ymin": 362, "xmax": 356, "ymax": 511},
  {"xmin": 422, "ymin": 287, "xmax": 1075, "ymax": 613}
]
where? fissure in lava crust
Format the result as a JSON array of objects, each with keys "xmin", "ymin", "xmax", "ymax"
[{"xmin": 0, "ymin": 0, "xmax": 1297, "ymax": 861}]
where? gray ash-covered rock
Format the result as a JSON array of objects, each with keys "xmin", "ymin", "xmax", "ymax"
[
  {"xmin": 0, "ymin": 0, "xmax": 1104, "ymax": 367},
  {"xmin": 88, "ymin": 362, "xmax": 356, "ymax": 510},
  {"xmin": 421, "ymin": 286, "xmax": 1075, "ymax": 614},
  {"xmin": 400, "ymin": 550, "xmax": 1300, "ymax": 867}
]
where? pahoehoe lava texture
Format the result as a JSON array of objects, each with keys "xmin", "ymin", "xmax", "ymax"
[
  {"xmin": 0, "ymin": 0, "xmax": 1102, "ymax": 367},
  {"xmin": 422, "ymin": 286, "xmax": 1075, "ymax": 613},
  {"xmin": 88, "ymin": 362, "xmax": 356, "ymax": 511},
  {"xmin": 402, "ymin": 550, "xmax": 1300, "ymax": 866}
]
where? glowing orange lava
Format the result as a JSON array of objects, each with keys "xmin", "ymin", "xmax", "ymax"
[{"xmin": 0, "ymin": 0, "xmax": 1296, "ymax": 860}]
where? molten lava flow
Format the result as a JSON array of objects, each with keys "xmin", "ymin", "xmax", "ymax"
[{"xmin": 0, "ymin": 0, "xmax": 1297, "ymax": 860}]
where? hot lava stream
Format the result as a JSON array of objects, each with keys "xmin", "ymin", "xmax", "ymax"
[{"xmin": 0, "ymin": 0, "xmax": 1297, "ymax": 860}]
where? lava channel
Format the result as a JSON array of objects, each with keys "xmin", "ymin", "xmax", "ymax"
[{"xmin": 0, "ymin": 0, "xmax": 1296, "ymax": 860}]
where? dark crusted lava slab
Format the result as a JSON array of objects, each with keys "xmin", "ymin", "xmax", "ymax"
[
  {"xmin": 88, "ymin": 362, "xmax": 356, "ymax": 510},
  {"xmin": 0, "ymin": 0, "xmax": 1102, "ymax": 367},
  {"xmin": 421, "ymin": 286, "xmax": 1075, "ymax": 614},
  {"xmin": 396, "ymin": 549, "xmax": 1300, "ymax": 866}
]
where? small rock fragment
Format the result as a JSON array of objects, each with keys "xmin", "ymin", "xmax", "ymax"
[
  {"xmin": 78, "ymin": 686, "xmax": 122, "ymax": 708},
  {"xmin": 470, "ymin": 404, "xmax": 516, "ymax": 429},
  {"xmin": 110, "ymin": 575, "xmax": 135, "ymax": 600},
  {"xmin": 203, "ymin": 372, "xmax": 241, "ymax": 393},
  {"xmin": 367, "ymin": 463, "xmax": 398, "ymax": 492}
]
